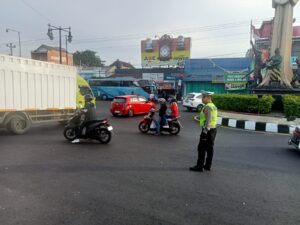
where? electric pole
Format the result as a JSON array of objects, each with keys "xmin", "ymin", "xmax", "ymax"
[{"xmin": 6, "ymin": 43, "xmax": 16, "ymax": 56}]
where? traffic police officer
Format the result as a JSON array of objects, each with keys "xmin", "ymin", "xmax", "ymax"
[{"xmin": 190, "ymin": 91, "xmax": 218, "ymax": 172}]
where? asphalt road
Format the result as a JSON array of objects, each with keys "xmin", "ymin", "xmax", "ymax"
[{"xmin": 1, "ymin": 101, "xmax": 300, "ymax": 225}]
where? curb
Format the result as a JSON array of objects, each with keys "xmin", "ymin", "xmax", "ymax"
[{"xmin": 193, "ymin": 116, "xmax": 296, "ymax": 134}]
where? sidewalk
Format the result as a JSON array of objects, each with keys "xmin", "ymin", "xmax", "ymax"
[{"xmin": 195, "ymin": 110, "xmax": 300, "ymax": 134}]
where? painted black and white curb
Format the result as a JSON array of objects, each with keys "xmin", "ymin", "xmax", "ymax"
[{"xmin": 194, "ymin": 116, "xmax": 298, "ymax": 134}]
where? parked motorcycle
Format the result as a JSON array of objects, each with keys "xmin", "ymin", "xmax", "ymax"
[
  {"xmin": 64, "ymin": 109, "xmax": 113, "ymax": 144},
  {"xmin": 288, "ymin": 126, "xmax": 300, "ymax": 150},
  {"xmin": 138, "ymin": 111, "xmax": 181, "ymax": 135}
]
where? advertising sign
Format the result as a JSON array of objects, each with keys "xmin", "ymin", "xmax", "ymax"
[
  {"xmin": 224, "ymin": 73, "xmax": 247, "ymax": 83},
  {"xmin": 224, "ymin": 72, "xmax": 247, "ymax": 90},
  {"xmin": 141, "ymin": 35, "xmax": 191, "ymax": 68},
  {"xmin": 225, "ymin": 83, "xmax": 247, "ymax": 90},
  {"xmin": 142, "ymin": 73, "xmax": 164, "ymax": 81}
]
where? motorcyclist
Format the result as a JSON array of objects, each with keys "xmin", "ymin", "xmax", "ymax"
[
  {"xmin": 169, "ymin": 98, "xmax": 180, "ymax": 118},
  {"xmin": 158, "ymin": 98, "xmax": 167, "ymax": 132},
  {"xmin": 72, "ymin": 94, "xmax": 96, "ymax": 143}
]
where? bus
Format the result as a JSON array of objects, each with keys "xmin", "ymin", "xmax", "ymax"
[{"xmin": 88, "ymin": 77, "xmax": 157, "ymax": 100}]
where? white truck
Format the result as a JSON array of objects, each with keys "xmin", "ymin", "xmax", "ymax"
[{"xmin": 0, "ymin": 54, "xmax": 77, "ymax": 134}]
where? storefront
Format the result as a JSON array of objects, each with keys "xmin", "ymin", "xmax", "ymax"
[{"xmin": 183, "ymin": 58, "xmax": 251, "ymax": 95}]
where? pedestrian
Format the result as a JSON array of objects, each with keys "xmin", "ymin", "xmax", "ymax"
[{"xmin": 190, "ymin": 92, "xmax": 218, "ymax": 172}]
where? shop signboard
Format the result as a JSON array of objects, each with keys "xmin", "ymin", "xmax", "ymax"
[
  {"xmin": 225, "ymin": 83, "xmax": 247, "ymax": 90},
  {"xmin": 142, "ymin": 73, "xmax": 164, "ymax": 81},
  {"xmin": 212, "ymin": 74, "xmax": 225, "ymax": 83},
  {"xmin": 224, "ymin": 72, "xmax": 247, "ymax": 90}
]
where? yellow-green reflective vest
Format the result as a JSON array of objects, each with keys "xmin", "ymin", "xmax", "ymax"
[{"xmin": 199, "ymin": 102, "xmax": 218, "ymax": 127}]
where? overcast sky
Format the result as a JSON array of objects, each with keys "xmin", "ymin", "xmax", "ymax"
[{"xmin": 0, "ymin": 0, "xmax": 299, "ymax": 67}]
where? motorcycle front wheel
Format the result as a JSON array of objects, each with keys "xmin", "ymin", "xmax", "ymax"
[
  {"xmin": 138, "ymin": 121, "xmax": 150, "ymax": 133},
  {"xmin": 98, "ymin": 128, "xmax": 112, "ymax": 144},
  {"xmin": 64, "ymin": 127, "xmax": 77, "ymax": 141}
]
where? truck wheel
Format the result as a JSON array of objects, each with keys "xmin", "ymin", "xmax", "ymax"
[{"xmin": 8, "ymin": 115, "xmax": 31, "ymax": 135}]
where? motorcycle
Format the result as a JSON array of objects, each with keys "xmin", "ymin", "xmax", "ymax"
[
  {"xmin": 63, "ymin": 109, "xmax": 113, "ymax": 144},
  {"xmin": 288, "ymin": 126, "xmax": 300, "ymax": 150},
  {"xmin": 138, "ymin": 111, "xmax": 181, "ymax": 135}
]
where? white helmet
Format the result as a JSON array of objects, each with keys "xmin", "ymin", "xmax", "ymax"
[{"xmin": 158, "ymin": 98, "xmax": 166, "ymax": 103}]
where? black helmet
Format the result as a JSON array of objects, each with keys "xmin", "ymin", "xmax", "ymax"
[{"xmin": 84, "ymin": 94, "xmax": 93, "ymax": 103}]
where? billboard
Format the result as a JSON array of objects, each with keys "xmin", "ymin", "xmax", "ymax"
[{"xmin": 141, "ymin": 34, "xmax": 191, "ymax": 68}]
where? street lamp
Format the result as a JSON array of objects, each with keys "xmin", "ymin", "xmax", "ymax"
[
  {"xmin": 47, "ymin": 24, "xmax": 72, "ymax": 64},
  {"xmin": 6, "ymin": 28, "xmax": 21, "ymax": 57}
]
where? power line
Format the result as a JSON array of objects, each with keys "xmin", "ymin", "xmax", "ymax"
[{"xmin": 20, "ymin": 0, "xmax": 55, "ymax": 23}]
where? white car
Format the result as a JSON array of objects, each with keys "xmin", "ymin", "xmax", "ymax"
[{"xmin": 182, "ymin": 92, "xmax": 204, "ymax": 112}]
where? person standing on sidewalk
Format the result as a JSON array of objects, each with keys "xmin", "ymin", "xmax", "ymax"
[{"xmin": 190, "ymin": 92, "xmax": 218, "ymax": 172}]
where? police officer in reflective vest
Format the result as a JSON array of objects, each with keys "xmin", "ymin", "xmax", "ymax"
[{"xmin": 190, "ymin": 91, "xmax": 218, "ymax": 172}]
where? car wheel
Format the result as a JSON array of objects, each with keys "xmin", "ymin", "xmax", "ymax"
[
  {"xmin": 197, "ymin": 104, "xmax": 203, "ymax": 112},
  {"xmin": 102, "ymin": 95, "xmax": 108, "ymax": 101},
  {"xmin": 128, "ymin": 109, "xmax": 134, "ymax": 117},
  {"xmin": 186, "ymin": 107, "xmax": 192, "ymax": 112}
]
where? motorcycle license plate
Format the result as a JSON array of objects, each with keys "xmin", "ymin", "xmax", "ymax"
[
  {"xmin": 107, "ymin": 126, "xmax": 113, "ymax": 131},
  {"xmin": 114, "ymin": 111, "xmax": 120, "ymax": 113}
]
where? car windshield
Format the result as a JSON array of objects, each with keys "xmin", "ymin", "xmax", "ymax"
[
  {"xmin": 186, "ymin": 94, "xmax": 195, "ymax": 99},
  {"xmin": 79, "ymin": 86, "xmax": 93, "ymax": 96},
  {"xmin": 113, "ymin": 98, "xmax": 126, "ymax": 103}
]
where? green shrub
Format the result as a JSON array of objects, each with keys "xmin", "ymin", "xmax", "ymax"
[
  {"xmin": 258, "ymin": 95, "xmax": 275, "ymax": 114},
  {"xmin": 282, "ymin": 95, "xmax": 300, "ymax": 118},
  {"xmin": 213, "ymin": 94, "xmax": 274, "ymax": 114}
]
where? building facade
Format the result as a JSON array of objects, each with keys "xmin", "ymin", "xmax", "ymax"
[
  {"xmin": 31, "ymin": 45, "xmax": 73, "ymax": 66},
  {"xmin": 183, "ymin": 58, "xmax": 252, "ymax": 95}
]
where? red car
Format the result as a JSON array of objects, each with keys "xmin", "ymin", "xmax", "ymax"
[{"xmin": 110, "ymin": 95, "xmax": 155, "ymax": 117}]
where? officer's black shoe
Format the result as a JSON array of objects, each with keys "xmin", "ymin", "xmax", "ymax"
[
  {"xmin": 189, "ymin": 166, "xmax": 203, "ymax": 172},
  {"xmin": 204, "ymin": 166, "xmax": 211, "ymax": 171}
]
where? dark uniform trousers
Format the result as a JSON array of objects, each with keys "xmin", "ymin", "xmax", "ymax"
[{"xmin": 197, "ymin": 128, "xmax": 217, "ymax": 169}]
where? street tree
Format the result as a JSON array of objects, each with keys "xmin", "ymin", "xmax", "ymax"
[{"xmin": 73, "ymin": 50, "xmax": 105, "ymax": 67}]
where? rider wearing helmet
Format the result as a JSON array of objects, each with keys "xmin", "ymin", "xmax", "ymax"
[{"xmin": 72, "ymin": 94, "xmax": 96, "ymax": 143}]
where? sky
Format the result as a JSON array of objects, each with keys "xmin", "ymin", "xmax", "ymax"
[{"xmin": 0, "ymin": 0, "xmax": 300, "ymax": 67}]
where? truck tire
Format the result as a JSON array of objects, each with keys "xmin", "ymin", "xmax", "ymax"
[{"xmin": 8, "ymin": 115, "xmax": 31, "ymax": 135}]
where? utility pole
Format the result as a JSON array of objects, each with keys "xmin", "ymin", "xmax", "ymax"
[
  {"xmin": 65, "ymin": 35, "xmax": 69, "ymax": 65},
  {"xmin": 6, "ymin": 43, "xmax": 16, "ymax": 56},
  {"xmin": 47, "ymin": 24, "xmax": 72, "ymax": 64},
  {"xmin": 6, "ymin": 28, "xmax": 21, "ymax": 57}
]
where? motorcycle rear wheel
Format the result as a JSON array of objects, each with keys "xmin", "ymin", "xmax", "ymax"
[
  {"xmin": 98, "ymin": 128, "xmax": 111, "ymax": 144},
  {"xmin": 169, "ymin": 123, "xmax": 180, "ymax": 135}
]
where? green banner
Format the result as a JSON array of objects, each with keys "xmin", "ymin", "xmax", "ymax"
[
  {"xmin": 224, "ymin": 73, "xmax": 247, "ymax": 83},
  {"xmin": 225, "ymin": 82, "xmax": 247, "ymax": 90}
]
